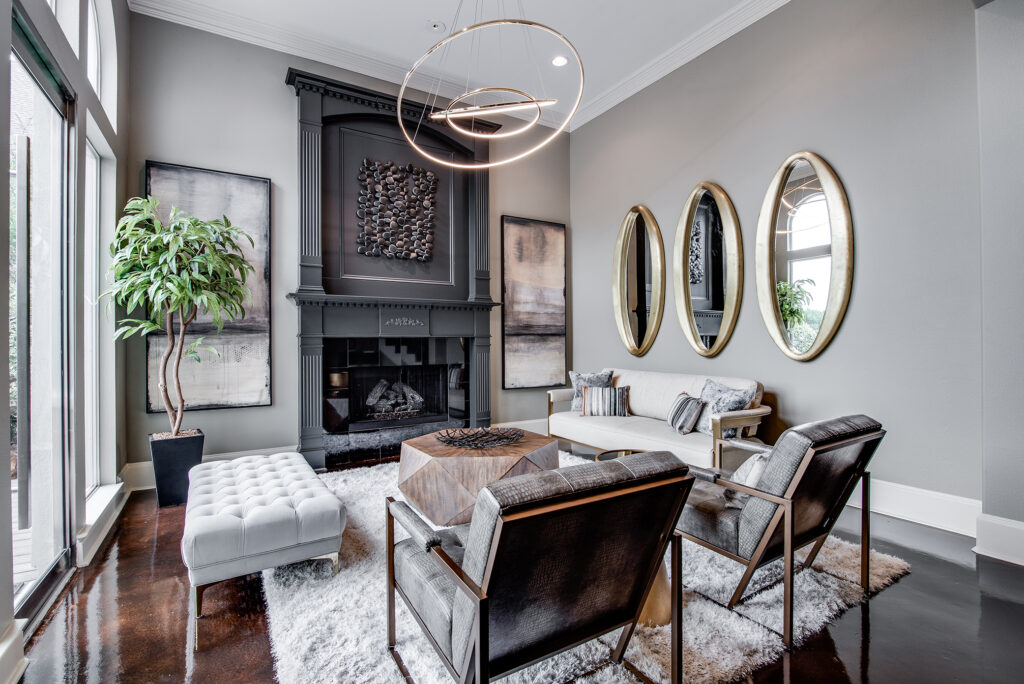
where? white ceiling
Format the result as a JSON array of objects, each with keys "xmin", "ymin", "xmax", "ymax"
[{"xmin": 127, "ymin": 0, "xmax": 790, "ymax": 131}]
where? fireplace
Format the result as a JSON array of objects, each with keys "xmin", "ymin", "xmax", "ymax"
[
  {"xmin": 286, "ymin": 70, "xmax": 497, "ymax": 470},
  {"xmin": 323, "ymin": 337, "xmax": 469, "ymax": 455}
]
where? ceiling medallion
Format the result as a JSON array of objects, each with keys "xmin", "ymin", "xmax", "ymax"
[{"xmin": 397, "ymin": 18, "xmax": 584, "ymax": 170}]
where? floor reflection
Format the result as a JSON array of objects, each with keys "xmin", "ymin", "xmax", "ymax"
[{"xmin": 20, "ymin": 493, "xmax": 1024, "ymax": 683}]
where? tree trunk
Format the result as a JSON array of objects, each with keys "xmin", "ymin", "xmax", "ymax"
[
  {"xmin": 158, "ymin": 307, "xmax": 177, "ymax": 432},
  {"xmin": 171, "ymin": 306, "xmax": 197, "ymax": 436}
]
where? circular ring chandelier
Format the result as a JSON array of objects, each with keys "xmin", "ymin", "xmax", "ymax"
[{"xmin": 397, "ymin": 18, "xmax": 584, "ymax": 170}]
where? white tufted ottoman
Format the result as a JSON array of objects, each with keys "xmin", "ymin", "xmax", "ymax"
[{"xmin": 180, "ymin": 452, "xmax": 346, "ymax": 650}]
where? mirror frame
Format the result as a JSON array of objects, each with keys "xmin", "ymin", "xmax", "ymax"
[
  {"xmin": 673, "ymin": 182, "xmax": 743, "ymax": 357},
  {"xmin": 755, "ymin": 150, "xmax": 853, "ymax": 362},
  {"xmin": 612, "ymin": 204, "xmax": 665, "ymax": 357}
]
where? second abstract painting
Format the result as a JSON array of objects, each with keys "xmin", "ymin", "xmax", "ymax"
[{"xmin": 501, "ymin": 216, "xmax": 566, "ymax": 389}]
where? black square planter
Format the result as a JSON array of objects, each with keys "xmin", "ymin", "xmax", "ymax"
[{"xmin": 149, "ymin": 429, "xmax": 205, "ymax": 507}]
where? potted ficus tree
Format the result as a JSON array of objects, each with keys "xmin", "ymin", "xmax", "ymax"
[{"xmin": 106, "ymin": 196, "xmax": 254, "ymax": 506}]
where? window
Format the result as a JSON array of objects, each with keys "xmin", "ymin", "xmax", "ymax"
[
  {"xmin": 9, "ymin": 43, "xmax": 74, "ymax": 617},
  {"xmin": 87, "ymin": 0, "xmax": 100, "ymax": 93},
  {"xmin": 84, "ymin": 141, "xmax": 100, "ymax": 494}
]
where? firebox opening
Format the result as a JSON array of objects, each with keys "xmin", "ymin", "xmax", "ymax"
[{"xmin": 323, "ymin": 337, "xmax": 469, "ymax": 436}]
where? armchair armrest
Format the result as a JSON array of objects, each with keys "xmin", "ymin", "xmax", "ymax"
[{"xmin": 387, "ymin": 501, "xmax": 441, "ymax": 552}]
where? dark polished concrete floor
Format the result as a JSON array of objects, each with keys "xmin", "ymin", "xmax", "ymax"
[{"xmin": 20, "ymin": 490, "xmax": 1024, "ymax": 683}]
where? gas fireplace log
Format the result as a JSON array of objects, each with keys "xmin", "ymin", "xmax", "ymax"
[{"xmin": 365, "ymin": 379, "xmax": 391, "ymax": 406}]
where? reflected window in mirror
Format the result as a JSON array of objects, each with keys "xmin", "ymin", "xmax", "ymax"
[{"xmin": 773, "ymin": 161, "xmax": 832, "ymax": 354}]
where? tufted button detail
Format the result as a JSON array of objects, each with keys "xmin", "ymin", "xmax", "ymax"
[{"xmin": 180, "ymin": 453, "xmax": 346, "ymax": 573}]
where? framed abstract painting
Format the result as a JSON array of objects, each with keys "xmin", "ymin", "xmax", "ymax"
[
  {"xmin": 501, "ymin": 216, "xmax": 567, "ymax": 389},
  {"xmin": 144, "ymin": 161, "xmax": 272, "ymax": 411}
]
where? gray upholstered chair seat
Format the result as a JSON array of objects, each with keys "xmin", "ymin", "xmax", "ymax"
[
  {"xmin": 393, "ymin": 525, "xmax": 469, "ymax": 659},
  {"xmin": 387, "ymin": 451, "xmax": 694, "ymax": 683},
  {"xmin": 675, "ymin": 480, "xmax": 741, "ymax": 556}
]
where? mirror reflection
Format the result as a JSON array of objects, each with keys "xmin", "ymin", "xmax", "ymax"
[
  {"xmin": 626, "ymin": 213, "xmax": 654, "ymax": 347},
  {"xmin": 688, "ymin": 191, "xmax": 726, "ymax": 349},
  {"xmin": 614, "ymin": 205, "xmax": 664, "ymax": 356},
  {"xmin": 772, "ymin": 160, "xmax": 832, "ymax": 354}
]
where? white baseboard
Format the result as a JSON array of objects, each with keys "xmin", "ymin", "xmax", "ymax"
[
  {"xmin": 0, "ymin": 621, "xmax": 27, "ymax": 684},
  {"xmin": 119, "ymin": 444, "xmax": 298, "ymax": 492},
  {"xmin": 76, "ymin": 483, "xmax": 128, "ymax": 567},
  {"xmin": 492, "ymin": 418, "xmax": 549, "ymax": 434},
  {"xmin": 974, "ymin": 513, "xmax": 1024, "ymax": 566},
  {"xmin": 847, "ymin": 478, "xmax": 981, "ymax": 538}
]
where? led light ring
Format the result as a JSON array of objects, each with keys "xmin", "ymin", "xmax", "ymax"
[
  {"xmin": 442, "ymin": 87, "xmax": 543, "ymax": 140},
  {"xmin": 397, "ymin": 19, "xmax": 584, "ymax": 170}
]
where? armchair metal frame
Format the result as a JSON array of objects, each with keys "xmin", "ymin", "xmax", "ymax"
[
  {"xmin": 386, "ymin": 473, "xmax": 693, "ymax": 684},
  {"xmin": 680, "ymin": 428, "xmax": 884, "ymax": 648}
]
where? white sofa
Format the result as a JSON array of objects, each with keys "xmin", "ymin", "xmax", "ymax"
[{"xmin": 547, "ymin": 368, "xmax": 770, "ymax": 468}]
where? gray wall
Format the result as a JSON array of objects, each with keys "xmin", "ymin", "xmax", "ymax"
[
  {"xmin": 489, "ymin": 132, "xmax": 572, "ymax": 423},
  {"xmin": 569, "ymin": 0, "xmax": 983, "ymax": 499},
  {"xmin": 977, "ymin": 0, "xmax": 1024, "ymax": 523},
  {"xmin": 126, "ymin": 15, "xmax": 568, "ymax": 462}
]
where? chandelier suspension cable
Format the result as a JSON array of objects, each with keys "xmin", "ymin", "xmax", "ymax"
[
  {"xmin": 518, "ymin": 0, "xmax": 549, "ymax": 102},
  {"xmin": 412, "ymin": 0, "xmax": 466, "ymax": 145},
  {"xmin": 397, "ymin": 0, "xmax": 584, "ymax": 169}
]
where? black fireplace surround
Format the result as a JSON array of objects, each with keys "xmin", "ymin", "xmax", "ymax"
[{"xmin": 286, "ymin": 69, "xmax": 499, "ymax": 469}]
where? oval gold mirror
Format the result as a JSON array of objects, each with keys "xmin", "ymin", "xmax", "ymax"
[
  {"xmin": 755, "ymin": 151, "xmax": 852, "ymax": 361},
  {"xmin": 674, "ymin": 182, "xmax": 743, "ymax": 357},
  {"xmin": 613, "ymin": 205, "xmax": 665, "ymax": 356}
]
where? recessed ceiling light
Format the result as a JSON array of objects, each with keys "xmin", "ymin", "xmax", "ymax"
[
  {"xmin": 427, "ymin": 21, "xmax": 447, "ymax": 33},
  {"xmin": 551, "ymin": 55, "xmax": 568, "ymax": 67}
]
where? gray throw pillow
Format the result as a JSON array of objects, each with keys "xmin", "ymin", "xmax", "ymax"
[
  {"xmin": 666, "ymin": 393, "xmax": 704, "ymax": 434},
  {"xmin": 569, "ymin": 369, "xmax": 613, "ymax": 412},
  {"xmin": 724, "ymin": 451, "xmax": 770, "ymax": 509},
  {"xmin": 695, "ymin": 379, "xmax": 756, "ymax": 438}
]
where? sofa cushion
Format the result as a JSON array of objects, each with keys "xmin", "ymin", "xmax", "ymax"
[
  {"xmin": 695, "ymin": 379, "xmax": 757, "ymax": 438},
  {"xmin": 667, "ymin": 393, "xmax": 704, "ymax": 434},
  {"xmin": 569, "ymin": 369, "xmax": 613, "ymax": 412},
  {"xmin": 581, "ymin": 385, "xmax": 630, "ymax": 416},
  {"xmin": 181, "ymin": 453, "xmax": 346, "ymax": 574},
  {"xmin": 549, "ymin": 411, "xmax": 714, "ymax": 466},
  {"xmin": 606, "ymin": 368, "xmax": 761, "ymax": 421}
]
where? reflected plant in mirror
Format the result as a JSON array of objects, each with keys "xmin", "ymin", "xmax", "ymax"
[
  {"xmin": 674, "ymin": 182, "xmax": 742, "ymax": 357},
  {"xmin": 613, "ymin": 205, "xmax": 665, "ymax": 356},
  {"xmin": 756, "ymin": 151, "xmax": 852, "ymax": 361},
  {"xmin": 772, "ymin": 159, "xmax": 831, "ymax": 353}
]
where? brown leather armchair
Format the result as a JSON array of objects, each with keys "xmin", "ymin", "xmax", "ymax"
[
  {"xmin": 676, "ymin": 415, "xmax": 885, "ymax": 648},
  {"xmin": 386, "ymin": 451, "xmax": 695, "ymax": 683}
]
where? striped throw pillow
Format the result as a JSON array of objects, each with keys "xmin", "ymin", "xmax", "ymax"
[
  {"xmin": 667, "ymin": 393, "xmax": 704, "ymax": 434},
  {"xmin": 581, "ymin": 385, "xmax": 630, "ymax": 417}
]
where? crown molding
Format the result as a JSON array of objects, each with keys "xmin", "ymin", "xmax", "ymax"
[
  {"xmin": 128, "ymin": 0, "xmax": 789, "ymax": 132},
  {"xmin": 568, "ymin": 0, "xmax": 790, "ymax": 130}
]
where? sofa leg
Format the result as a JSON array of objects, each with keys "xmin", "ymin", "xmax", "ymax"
[
  {"xmin": 861, "ymin": 471, "xmax": 871, "ymax": 591},
  {"xmin": 192, "ymin": 584, "xmax": 206, "ymax": 652}
]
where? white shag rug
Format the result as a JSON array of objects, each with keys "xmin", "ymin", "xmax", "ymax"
[{"xmin": 262, "ymin": 455, "xmax": 909, "ymax": 683}]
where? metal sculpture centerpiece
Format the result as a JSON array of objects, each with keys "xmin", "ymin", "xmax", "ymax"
[
  {"xmin": 435, "ymin": 427, "xmax": 525, "ymax": 449},
  {"xmin": 398, "ymin": 5, "xmax": 583, "ymax": 170}
]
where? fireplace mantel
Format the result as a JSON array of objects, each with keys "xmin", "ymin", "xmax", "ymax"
[
  {"xmin": 286, "ymin": 70, "xmax": 499, "ymax": 470},
  {"xmin": 288, "ymin": 293, "xmax": 500, "ymax": 311}
]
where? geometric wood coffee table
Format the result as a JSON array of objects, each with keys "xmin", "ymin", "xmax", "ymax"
[{"xmin": 398, "ymin": 428, "xmax": 559, "ymax": 526}]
